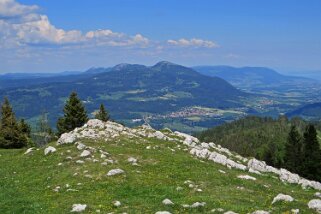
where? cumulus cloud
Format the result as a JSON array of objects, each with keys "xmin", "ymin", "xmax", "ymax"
[
  {"xmin": 0, "ymin": 0, "xmax": 38, "ymax": 18},
  {"xmin": 167, "ymin": 38, "xmax": 218, "ymax": 48},
  {"xmin": 0, "ymin": 0, "xmax": 150, "ymax": 47}
]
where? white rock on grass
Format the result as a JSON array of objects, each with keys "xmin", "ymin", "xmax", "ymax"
[
  {"xmin": 211, "ymin": 208, "xmax": 224, "ymax": 212},
  {"xmin": 308, "ymin": 199, "xmax": 321, "ymax": 213},
  {"xmin": 57, "ymin": 133, "xmax": 76, "ymax": 145},
  {"xmin": 44, "ymin": 146, "xmax": 57, "ymax": 155},
  {"xmin": 71, "ymin": 204, "xmax": 87, "ymax": 212},
  {"xmin": 76, "ymin": 143, "xmax": 86, "ymax": 150},
  {"xmin": 252, "ymin": 211, "xmax": 270, "ymax": 214},
  {"xmin": 128, "ymin": 157, "xmax": 138, "ymax": 165},
  {"xmin": 190, "ymin": 202, "xmax": 206, "ymax": 208},
  {"xmin": 80, "ymin": 150, "xmax": 91, "ymax": 157},
  {"xmin": 272, "ymin": 193, "xmax": 294, "ymax": 204},
  {"xmin": 237, "ymin": 175, "xmax": 256, "ymax": 181},
  {"xmin": 155, "ymin": 211, "xmax": 172, "ymax": 214},
  {"xmin": 162, "ymin": 199, "xmax": 174, "ymax": 205},
  {"xmin": 107, "ymin": 169, "xmax": 125, "ymax": 176},
  {"xmin": 224, "ymin": 211, "xmax": 238, "ymax": 214},
  {"xmin": 76, "ymin": 160, "xmax": 85, "ymax": 164},
  {"xmin": 315, "ymin": 192, "xmax": 321, "ymax": 198},
  {"xmin": 113, "ymin": 200, "xmax": 121, "ymax": 207},
  {"xmin": 87, "ymin": 119, "xmax": 105, "ymax": 129},
  {"xmin": 291, "ymin": 209, "xmax": 299, "ymax": 214},
  {"xmin": 24, "ymin": 148, "xmax": 34, "ymax": 155}
]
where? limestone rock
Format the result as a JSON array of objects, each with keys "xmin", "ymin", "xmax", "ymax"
[
  {"xmin": 272, "ymin": 193, "xmax": 294, "ymax": 204},
  {"xmin": 87, "ymin": 119, "xmax": 105, "ymax": 129},
  {"xmin": 107, "ymin": 169, "xmax": 125, "ymax": 176},
  {"xmin": 252, "ymin": 211, "xmax": 270, "ymax": 214},
  {"xmin": 162, "ymin": 198, "xmax": 174, "ymax": 205},
  {"xmin": 80, "ymin": 150, "xmax": 91, "ymax": 157},
  {"xmin": 57, "ymin": 133, "xmax": 76, "ymax": 145},
  {"xmin": 71, "ymin": 204, "xmax": 87, "ymax": 212},
  {"xmin": 44, "ymin": 146, "xmax": 56, "ymax": 155},
  {"xmin": 24, "ymin": 148, "xmax": 34, "ymax": 155},
  {"xmin": 308, "ymin": 199, "xmax": 321, "ymax": 213},
  {"xmin": 113, "ymin": 200, "xmax": 121, "ymax": 207},
  {"xmin": 76, "ymin": 143, "xmax": 86, "ymax": 150},
  {"xmin": 237, "ymin": 175, "xmax": 256, "ymax": 181}
]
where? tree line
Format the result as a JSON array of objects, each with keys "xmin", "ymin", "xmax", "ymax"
[
  {"xmin": 0, "ymin": 92, "xmax": 109, "ymax": 149},
  {"xmin": 197, "ymin": 116, "xmax": 321, "ymax": 182},
  {"xmin": 285, "ymin": 124, "xmax": 321, "ymax": 181}
]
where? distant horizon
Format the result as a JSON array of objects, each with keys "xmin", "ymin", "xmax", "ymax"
[{"xmin": 1, "ymin": 61, "xmax": 321, "ymax": 80}]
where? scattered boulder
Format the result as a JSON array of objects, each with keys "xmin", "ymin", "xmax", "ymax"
[
  {"xmin": 224, "ymin": 211, "xmax": 238, "ymax": 214},
  {"xmin": 155, "ymin": 211, "xmax": 171, "ymax": 214},
  {"xmin": 190, "ymin": 202, "xmax": 206, "ymax": 208},
  {"xmin": 252, "ymin": 211, "xmax": 270, "ymax": 214},
  {"xmin": 107, "ymin": 169, "xmax": 125, "ymax": 176},
  {"xmin": 57, "ymin": 133, "xmax": 76, "ymax": 145},
  {"xmin": 237, "ymin": 175, "xmax": 256, "ymax": 181},
  {"xmin": 76, "ymin": 160, "xmax": 85, "ymax": 164},
  {"xmin": 128, "ymin": 157, "xmax": 138, "ymax": 165},
  {"xmin": 80, "ymin": 150, "xmax": 91, "ymax": 158},
  {"xmin": 272, "ymin": 193, "xmax": 294, "ymax": 204},
  {"xmin": 113, "ymin": 200, "xmax": 121, "ymax": 207},
  {"xmin": 44, "ymin": 146, "xmax": 57, "ymax": 155},
  {"xmin": 308, "ymin": 199, "xmax": 321, "ymax": 213},
  {"xmin": 87, "ymin": 119, "xmax": 105, "ymax": 129},
  {"xmin": 162, "ymin": 199, "xmax": 174, "ymax": 205},
  {"xmin": 24, "ymin": 148, "xmax": 34, "ymax": 155},
  {"xmin": 71, "ymin": 204, "xmax": 87, "ymax": 212},
  {"xmin": 315, "ymin": 192, "xmax": 321, "ymax": 198},
  {"xmin": 76, "ymin": 143, "xmax": 86, "ymax": 150}
]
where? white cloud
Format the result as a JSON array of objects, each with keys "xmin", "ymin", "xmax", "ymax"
[
  {"xmin": 167, "ymin": 38, "xmax": 218, "ymax": 48},
  {"xmin": 0, "ymin": 0, "xmax": 38, "ymax": 17},
  {"xmin": 0, "ymin": 0, "xmax": 151, "ymax": 47}
]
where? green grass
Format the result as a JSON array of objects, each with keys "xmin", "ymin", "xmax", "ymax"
[{"xmin": 0, "ymin": 136, "xmax": 319, "ymax": 213}]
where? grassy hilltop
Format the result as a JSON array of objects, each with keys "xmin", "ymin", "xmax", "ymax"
[{"xmin": 0, "ymin": 121, "xmax": 320, "ymax": 214}]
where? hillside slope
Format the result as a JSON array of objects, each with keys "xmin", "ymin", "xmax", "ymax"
[
  {"xmin": 287, "ymin": 102, "xmax": 321, "ymax": 121},
  {"xmin": 0, "ymin": 62, "xmax": 248, "ymax": 132},
  {"xmin": 1, "ymin": 119, "xmax": 321, "ymax": 213}
]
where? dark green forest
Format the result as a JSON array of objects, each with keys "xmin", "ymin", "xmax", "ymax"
[{"xmin": 197, "ymin": 116, "xmax": 321, "ymax": 181}]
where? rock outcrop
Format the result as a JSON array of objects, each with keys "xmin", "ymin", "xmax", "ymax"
[{"xmin": 56, "ymin": 119, "xmax": 321, "ymax": 192}]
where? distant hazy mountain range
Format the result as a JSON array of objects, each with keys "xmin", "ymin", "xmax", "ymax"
[
  {"xmin": 0, "ymin": 62, "xmax": 250, "ymax": 131},
  {"xmin": 1, "ymin": 62, "xmax": 320, "ymax": 131},
  {"xmin": 193, "ymin": 66, "xmax": 318, "ymax": 90}
]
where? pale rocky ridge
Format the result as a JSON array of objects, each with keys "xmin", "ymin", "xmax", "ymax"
[
  {"xmin": 56, "ymin": 119, "xmax": 321, "ymax": 191},
  {"xmin": 43, "ymin": 119, "xmax": 321, "ymax": 213}
]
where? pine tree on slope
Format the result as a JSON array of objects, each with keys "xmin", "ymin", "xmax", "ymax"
[
  {"xmin": 284, "ymin": 125, "xmax": 302, "ymax": 173},
  {"xmin": 95, "ymin": 104, "xmax": 110, "ymax": 122},
  {"xmin": 301, "ymin": 124, "xmax": 321, "ymax": 181},
  {"xmin": 57, "ymin": 92, "xmax": 88, "ymax": 136},
  {"xmin": 0, "ymin": 98, "xmax": 28, "ymax": 148}
]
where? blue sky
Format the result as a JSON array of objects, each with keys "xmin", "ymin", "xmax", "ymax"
[{"xmin": 1, "ymin": 0, "xmax": 321, "ymax": 73}]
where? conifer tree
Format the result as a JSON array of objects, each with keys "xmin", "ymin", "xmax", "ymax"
[
  {"xmin": 95, "ymin": 104, "xmax": 110, "ymax": 122},
  {"xmin": 19, "ymin": 119, "xmax": 31, "ymax": 138},
  {"xmin": 57, "ymin": 92, "xmax": 88, "ymax": 136},
  {"xmin": 284, "ymin": 125, "xmax": 302, "ymax": 173},
  {"xmin": 0, "ymin": 98, "xmax": 28, "ymax": 148},
  {"xmin": 301, "ymin": 124, "xmax": 321, "ymax": 181}
]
